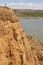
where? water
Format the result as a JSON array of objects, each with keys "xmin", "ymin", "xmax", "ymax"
[{"xmin": 19, "ymin": 18, "xmax": 43, "ymax": 41}]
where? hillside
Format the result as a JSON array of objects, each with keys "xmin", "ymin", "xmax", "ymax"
[
  {"xmin": 14, "ymin": 9, "xmax": 43, "ymax": 17},
  {"xmin": 0, "ymin": 6, "xmax": 43, "ymax": 65}
]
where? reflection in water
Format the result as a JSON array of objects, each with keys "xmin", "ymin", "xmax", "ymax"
[{"xmin": 19, "ymin": 18, "xmax": 43, "ymax": 41}]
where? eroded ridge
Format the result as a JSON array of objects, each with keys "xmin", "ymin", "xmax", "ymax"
[{"xmin": 0, "ymin": 6, "xmax": 43, "ymax": 65}]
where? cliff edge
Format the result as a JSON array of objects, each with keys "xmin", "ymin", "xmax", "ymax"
[{"xmin": 0, "ymin": 6, "xmax": 43, "ymax": 65}]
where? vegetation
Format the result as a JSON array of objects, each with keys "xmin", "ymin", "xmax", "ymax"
[
  {"xmin": 22, "ymin": 11, "xmax": 43, "ymax": 17},
  {"xmin": 14, "ymin": 10, "xmax": 43, "ymax": 18}
]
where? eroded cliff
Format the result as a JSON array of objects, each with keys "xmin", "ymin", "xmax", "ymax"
[{"xmin": 0, "ymin": 6, "xmax": 43, "ymax": 65}]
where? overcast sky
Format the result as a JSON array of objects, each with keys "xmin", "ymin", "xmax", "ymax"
[{"xmin": 0, "ymin": 0, "xmax": 43, "ymax": 10}]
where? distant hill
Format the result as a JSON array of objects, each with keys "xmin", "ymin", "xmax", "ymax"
[
  {"xmin": 13, "ymin": 9, "xmax": 43, "ymax": 17},
  {"xmin": 14, "ymin": 9, "xmax": 43, "ymax": 12}
]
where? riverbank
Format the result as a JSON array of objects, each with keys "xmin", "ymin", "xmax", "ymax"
[{"xmin": 14, "ymin": 9, "xmax": 43, "ymax": 18}]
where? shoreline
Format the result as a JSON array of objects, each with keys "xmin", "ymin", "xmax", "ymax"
[{"xmin": 18, "ymin": 16, "xmax": 43, "ymax": 19}]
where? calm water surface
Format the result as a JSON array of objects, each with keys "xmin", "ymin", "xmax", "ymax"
[{"xmin": 19, "ymin": 18, "xmax": 43, "ymax": 41}]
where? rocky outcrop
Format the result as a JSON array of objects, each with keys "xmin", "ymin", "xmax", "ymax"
[{"xmin": 0, "ymin": 6, "xmax": 43, "ymax": 65}]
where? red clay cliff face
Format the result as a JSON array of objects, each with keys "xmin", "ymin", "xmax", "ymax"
[{"xmin": 0, "ymin": 6, "xmax": 43, "ymax": 65}]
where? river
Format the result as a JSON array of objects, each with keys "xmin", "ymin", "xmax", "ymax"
[{"xmin": 19, "ymin": 18, "xmax": 43, "ymax": 41}]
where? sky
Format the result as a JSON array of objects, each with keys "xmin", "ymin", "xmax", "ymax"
[{"xmin": 0, "ymin": 0, "xmax": 43, "ymax": 10}]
